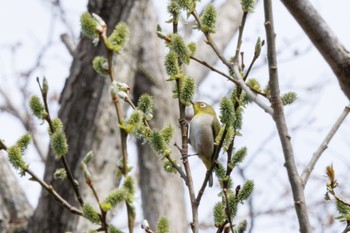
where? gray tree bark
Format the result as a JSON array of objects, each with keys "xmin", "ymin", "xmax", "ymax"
[
  {"xmin": 28, "ymin": 0, "xmax": 186, "ymax": 232},
  {"xmin": 0, "ymin": 153, "xmax": 33, "ymax": 233}
]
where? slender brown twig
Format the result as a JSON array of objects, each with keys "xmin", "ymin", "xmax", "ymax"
[
  {"xmin": 263, "ymin": 0, "xmax": 312, "ymax": 232},
  {"xmin": 37, "ymin": 77, "xmax": 84, "ymax": 207},
  {"xmin": 301, "ymin": 104, "xmax": 350, "ymax": 185}
]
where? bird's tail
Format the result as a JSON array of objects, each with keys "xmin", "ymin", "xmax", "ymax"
[{"xmin": 208, "ymin": 173, "xmax": 213, "ymax": 187}]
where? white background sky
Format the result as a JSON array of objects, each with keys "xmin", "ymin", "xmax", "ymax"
[{"xmin": 1, "ymin": 0, "xmax": 350, "ymax": 232}]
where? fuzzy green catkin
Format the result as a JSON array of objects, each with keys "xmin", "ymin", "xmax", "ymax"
[
  {"xmin": 29, "ymin": 95, "xmax": 45, "ymax": 119},
  {"xmin": 16, "ymin": 133, "xmax": 31, "ymax": 153},
  {"xmin": 220, "ymin": 97, "xmax": 235, "ymax": 126},
  {"xmin": 82, "ymin": 203, "xmax": 100, "ymax": 224},
  {"xmin": 176, "ymin": 0, "xmax": 194, "ymax": 10},
  {"xmin": 167, "ymin": 0, "xmax": 181, "ymax": 18},
  {"xmin": 187, "ymin": 42, "xmax": 197, "ymax": 56},
  {"xmin": 237, "ymin": 219, "xmax": 248, "ymax": 233},
  {"xmin": 157, "ymin": 217, "xmax": 170, "ymax": 233},
  {"xmin": 336, "ymin": 199, "xmax": 350, "ymax": 215},
  {"xmin": 231, "ymin": 147, "xmax": 247, "ymax": 167},
  {"xmin": 237, "ymin": 180, "xmax": 254, "ymax": 201},
  {"xmin": 150, "ymin": 130, "xmax": 167, "ymax": 155},
  {"xmin": 201, "ymin": 4, "xmax": 216, "ymax": 33},
  {"xmin": 164, "ymin": 51, "xmax": 180, "ymax": 77},
  {"xmin": 170, "ymin": 34, "xmax": 190, "ymax": 64},
  {"xmin": 123, "ymin": 176, "xmax": 135, "ymax": 196},
  {"xmin": 80, "ymin": 12, "xmax": 98, "ymax": 39},
  {"xmin": 7, "ymin": 145, "xmax": 27, "ymax": 173},
  {"xmin": 50, "ymin": 118, "xmax": 64, "ymax": 134},
  {"xmin": 180, "ymin": 76, "xmax": 196, "ymax": 105},
  {"xmin": 137, "ymin": 94, "xmax": 153, "ymax": 115},
  {"xmin": 108, "ymin": 225, "xmax": 123, "ymax": 233},
  {"xmin": 160, "ymin": 123, "xmax": 175, "ymax": 144},
  {"xmin": 51, "ymin": 131, "xmax": 68, "ymax": 159},
  {"xmin": 222, "ymin": 126, "xmax": 234, "ymax": 151},
  {"xmin": 108, "ymin": 22, "xmax": 129, "ymax": 51},
  {"xmin": 101, "ymin": 189, "xmax": 126, "ymax": 211},
  {"xmin": 163, "ymin": 160, "xmax": 177, "ymax": 174},
  {"xmin": 281, "ymin": 92, "xmax": 297, "ymax": 105},
  {"xmin": 92, "ymin": 56, "xmax": 109, "ymax": 76},
  {"xmin": 53, "ymin": 168, "xmax": 67, "ymax": 180},
  {"xmin": 213, "ymin": 202, "xmax": 226, "ymax": 227},
  {"xmin": 246, "ymin": 78, "xmax": 261, "ymax": 92},
  {"xmin": 241, "ymin": 0, "xmax": 255, "ymax": 13},
  {"xmin": 228, "ymin": 193, "xmax": 239, "ymax": 219}
]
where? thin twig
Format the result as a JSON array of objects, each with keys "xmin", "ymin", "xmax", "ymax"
[
  {"xmin": 172, "ymin": 20, "xmax": 198, "ymax": 233},
  {"xmin": 37, "ymin": 77, "xmax": 84, "ymax": 207},
  {"xmin": 301, "ymin": 104, "xmax": 350, "ymax": 185},
  {"xmin": 263, "ymin": 0, "xmax": 312, "ymax": 232}
]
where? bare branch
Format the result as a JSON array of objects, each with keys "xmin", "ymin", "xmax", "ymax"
[
  {"xmin": 281, "ymin": 0, "xmax": 350, "ymax": 100},
  {"xmin": 263, "ymin": 0, "xmax": 312, "ymax": 232},
  {"xmin": 301, "ymin": 104, "xmax": 350, "ymax": 185},
  {"xmin": 60, "ymin": 33, "xmax": 77, "ymax": 56}
]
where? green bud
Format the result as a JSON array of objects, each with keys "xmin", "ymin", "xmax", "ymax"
[
  {"xmin": 281, "ymin": 92, "xmax": 297, "ymax": 105},
  {"xmin": 123, "ymin": 176, "xmax": 135, "ymax": 196},
  {"xmin": 137, "ymin": 94, "xmax": 153, "ymax": 115},
  {"xmin": 82, "ymin": 203, "xmax": 100, "ymax": 224},
  {"xmin": 163, "ymin": 160, "xmax": 177, "ymax": 174},
  {"xmin": 7, "ymin": 145, "xmax": 28, "ymax": 175},
  {"xmin": 80, "ymin": 12, "xmax": 99, "ymax": 40},
  {"xmin": 53, "ymin": 168, "xmax": 67, "ymax": 180},
  {"xmin": 220, "ymin": 97, "xmax": 235, "ymax": 126},
  {"xmin": 237, "ymin": 219, "xmax": 248, "ymax": 233},
  {"xmin": 29, "ymin": 95, "xmax": 45, "ymax": 119},
  {"xmin": 42, "ymin": 77, "xmax": 49, "ymax": 96},
  {"xmin": 213, "ymin": 202, "xmax": 226, "ymax": 227},
  {"xmin": 169, "ymin": 34, "xmax": 190, "ymax": 64},
  {"xmin": 108, "ymin": 22, "xmax": 129, "ymax": 53},
  {"xmin": 157, "ymin": 217, "xmax": 170, "ymax": 233},
  {"xmin": 83, "ymin": 151, "xmax": 94, "ymax": 165},
  {"xmin": 81, "ymin": 163, "xmax": 92, "ymax": 185},
  {"xmin": 241, "ymin": 0, "xmax": 255, "ymax": 13},
  {"xmin": 92, "ymin": 56, "xmax": 109, "ymax": 77},
  {"xmin": 254, "ymin": 37, "xmax": 263, "ymax": 58},
  {"xmin": 160, "ymin": 123, "xmax": 174, "ymax": 145},
  {"xmin": 51, "ymin": 131, "xmax": 68, "ymax": 159},
  {"xmin": 164, "ymin": 51, "xmax": 180, "ymax": 77},
  {"xmin": 180, "ymin": 76, "xmax": 196, "ymax": 106},
  {"xmin": 237, "ymin": 180, "xmax": 254, "ymax": 202},
  {"xmin": 246, "ymin": 78, "xmax": 261, "ymax": 92},
  {"xmin": 200, "ymin": 4, "xmax": 216, "ymax": 33},
  {"xmin": 187, "ymin": 42, "xmax": 197, "ymax": 56},
  {"xmin": 231, "ymin": 147, "xmax": 247, "ymax": 167}
]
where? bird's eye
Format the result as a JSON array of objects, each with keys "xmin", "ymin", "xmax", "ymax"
[{"xmin": 200, "ymin": 103, "xmax": 206, "ymax": 108}]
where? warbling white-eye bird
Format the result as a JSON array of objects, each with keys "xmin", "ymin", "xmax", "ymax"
[{"xmin": 189, "ymin": 101, "xmax": 220, "ymax": 187}]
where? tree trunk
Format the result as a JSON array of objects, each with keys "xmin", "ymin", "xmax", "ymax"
[
  {"xmin": 28, "ymin": 0, "xmax": 186, "ymax": 232},
  {"xmin": 0, "ymin": 153, "xmax": 33, "ymax": 233}
]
